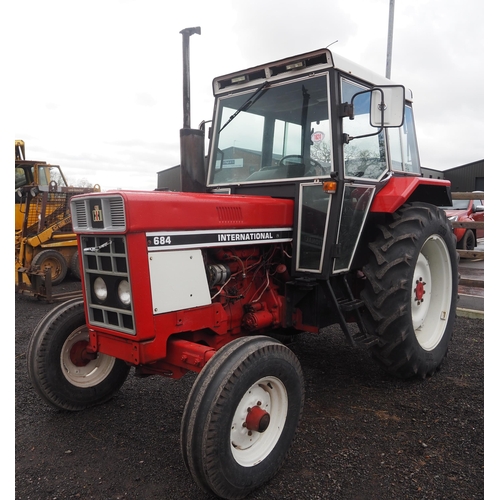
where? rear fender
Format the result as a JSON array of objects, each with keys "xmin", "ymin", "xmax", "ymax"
[{"xmin": 370, "ymin": 176, "xmax": 452, "ymax": 213}]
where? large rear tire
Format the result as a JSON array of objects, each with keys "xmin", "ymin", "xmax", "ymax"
[
  {"xmin": 27, "ymin": 298, "xmax": 130, "ymax": 411},
  {"xmin": 361, "ymin": 203, "xmax": 458, "ymax": 379},
  {"xmin": 180, "ymin": 336, "xmax": 304, "ymax": 500}
]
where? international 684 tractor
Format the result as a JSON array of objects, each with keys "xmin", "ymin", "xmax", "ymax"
[{"xmin": 28, "ymin": 28, "xmax": 458, "ymax": 499}]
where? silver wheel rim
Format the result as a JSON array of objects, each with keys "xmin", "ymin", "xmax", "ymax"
[
  {"xmin": 60, "ymin": 326, "xmax": 116, "ymax": 387},
  {"xmin": 411, "ymin": 235, "xmax": 453, "ymax": 351},
  {"xmin": 230, "ymin": 376, "xmax": 288, "ymax": 467}
]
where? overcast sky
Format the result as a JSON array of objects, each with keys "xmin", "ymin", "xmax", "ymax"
[{"xmin": 11, "ymin": 0, "xmax": 485, "ymax": 191}]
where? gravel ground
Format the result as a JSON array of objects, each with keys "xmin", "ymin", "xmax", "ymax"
[{"xmin": 15, "ymin": 279, "xmax": 484, "ymax": 500}]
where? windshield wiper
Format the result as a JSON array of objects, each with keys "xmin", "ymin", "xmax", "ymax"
[{"xmin": 219, "ymin": 81, "xmax": 270, "ymax": 132}]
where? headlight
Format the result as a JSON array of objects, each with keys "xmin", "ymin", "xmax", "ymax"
[
  {"xmin": 448, "ymin": 215, "xmax": 458, "ymax": 222},
  {"xmin": 94, "ymin": 277, "xmax": 108, "ymax": 301},
  {"xmin": 117, "ymin": 279, "xmax": 131, "ymax": 306}
]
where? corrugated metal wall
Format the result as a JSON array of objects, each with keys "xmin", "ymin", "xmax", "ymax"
[{"xmin": 422, "ymin": 160, "xmax": 484, "ymax": 192}]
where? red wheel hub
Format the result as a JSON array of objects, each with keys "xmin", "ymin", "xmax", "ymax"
[
  {"xmin": 414, "ymin": 277, "xmax": 426, "ymax": 305},
  {"xmin": 245, "ymin": 405, "xmax": 271, "ymax": 433},
  {"xmin": 69, "ymin": 340, "xmax": 96, "ymax": 366}
]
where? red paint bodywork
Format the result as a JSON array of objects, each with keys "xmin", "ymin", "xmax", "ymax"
[
  {"xmin": 78, "ymin": 177, "xmax": 451, "ymax": 377},
  {"xmin": 79, "ymin": 191, "xmax": 295, "ymax": 377},
  {"xmin": 370, "ymin": 176, "xmax": 451, "ymax": 213},
  {"xmin": 116, "ymin": 190, "xmax": 294, "ymax": 232}
]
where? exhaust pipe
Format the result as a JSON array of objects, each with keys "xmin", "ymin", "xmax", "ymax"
[{"xmin": 179, "ymin": 27, "xmax": 205, "ymax": 193}]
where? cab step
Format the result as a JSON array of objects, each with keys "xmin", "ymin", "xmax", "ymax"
[
  {"xmin": 338, "ymin": 298, "xmax": 364, "ymax": 312},
  {"xmin": 351, "ymin": 331, "xmax": 380, "ymax": 348}
]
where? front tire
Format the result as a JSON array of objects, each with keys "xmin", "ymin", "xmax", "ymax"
[
  {"xmin": 361, "ymin": 203, "xmax": 458, "ymax": 379},
  {"xmin": 180, "ymin": 336, "xmax": 304, "ymax": 500},
  {"xmin": 70, "ymin": 250, "xmax": 81, "ymax": 280},
  {"xmin": 27, "ymin": 298, "xmax": 130, "ymax": 411}
]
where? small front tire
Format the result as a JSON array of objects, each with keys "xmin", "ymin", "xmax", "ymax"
[
  {"xmin": 70, "ymin": 250, "xmax": 81, "ymax": 280},
  {"xmin": 27, "ymin": 298, "xmax": 130, "ymax": 411},
  {"xmin": 180, "ymin": 336, "xmax": 304, "ymax": 500}
]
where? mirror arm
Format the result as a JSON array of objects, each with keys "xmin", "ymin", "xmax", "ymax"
[{"xmin": 343, "ymin": 127, "xmax": 384, "ymax": 145}]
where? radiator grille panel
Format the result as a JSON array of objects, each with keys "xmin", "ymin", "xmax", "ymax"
[{"xmin": 81, "ymin": 235, "xmax": 135, "ymax": 335}]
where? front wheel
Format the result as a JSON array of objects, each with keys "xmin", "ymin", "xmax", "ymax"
[
  {"xmin": 70, "ymin": 250, "xmax": 81, "ymax": 280},
  {"xmin": 361, "ymin": 203, "xmax": 458, "ymax": 379},
  {"xmin": 180, "ymin": 336, "xmax": 304, "ymax": 500},
  {"xmin": 27, "ymin": 298, "xmax": 130, "ymax": 411}
]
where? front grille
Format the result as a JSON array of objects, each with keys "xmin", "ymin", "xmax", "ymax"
[
  {"xmin": 71, "ymin": 195, "xmax": 126, "ymax": 232},
  {"xmin": 81, "ymin": 235, "xmax": 135, "ymax": 335}
]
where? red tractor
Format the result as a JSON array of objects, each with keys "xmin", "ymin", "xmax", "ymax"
[{"xmin": 28, "ymin": 28, "xmax": 458, "ymax": 500}]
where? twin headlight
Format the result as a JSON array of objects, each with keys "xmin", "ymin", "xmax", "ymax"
[{"xmin": 93, "ymin": 277, "xmax": 131, "ymax": 307}]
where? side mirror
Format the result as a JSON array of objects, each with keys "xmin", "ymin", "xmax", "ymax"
[
  {"xmin": 370, "ymin": 85, "xmax": 405, "ymax": 128},
  {"xmin": 343, "ymin": 85, "xmax": 406, "ymax": 144}
]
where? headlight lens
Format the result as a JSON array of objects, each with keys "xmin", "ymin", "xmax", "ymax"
[
  {"xmin": 448, "ymin": 215, "xmax": 458, "ymax": 222},
  {"xmin": 94, "ymin": 277, "xmax": 108, "ymax": 301},
  {"xmin": 117, "ymin": 279, "xmax": 131, "ymax": 306}
]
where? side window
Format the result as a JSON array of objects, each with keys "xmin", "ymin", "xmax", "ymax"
[
  {"xmin": 15, "ymin": 167, "xmax": 29, "ymax": 189},
  {"xmin": 37, "ymin": 166, "xmax": 49, "ymax": 185},
  {"xmin": 310, "ymin": 119, "xmax": 332, "ymax": 173},
  {"xmin": 341, "ymin": 78, "xmax": 388, "ymax": 180},
  {"xmin": 388, "ymin": 105, "xmax": 420, "ymax": 173}
]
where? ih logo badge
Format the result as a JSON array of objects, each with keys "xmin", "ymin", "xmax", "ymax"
[{"xmin": 92, "ymin": 205, "xmax": 103, "ymax": 223}]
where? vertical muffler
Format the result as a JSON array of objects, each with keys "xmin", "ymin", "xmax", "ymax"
[{"xmin": 179, "ymin": 27, "xmax": 205, "ymax": 193}]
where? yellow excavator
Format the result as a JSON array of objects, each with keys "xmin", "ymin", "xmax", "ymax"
[{"xmin": 15, "ymin": 140, "xmax": 100, "ymax": 299}]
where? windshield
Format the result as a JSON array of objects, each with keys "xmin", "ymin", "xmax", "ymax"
[{"xmin": 208, "ymin": 74, "xmax": 332, "ymax": 185}]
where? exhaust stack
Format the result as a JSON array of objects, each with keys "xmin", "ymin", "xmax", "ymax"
[{"xmin": 179, "ymin": 27, "xmax": 205, "ymax": 193}]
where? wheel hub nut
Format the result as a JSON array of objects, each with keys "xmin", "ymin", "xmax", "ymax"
[{"xmin": 245, "ymin": 405, "xmax": 271, "ymax": 433}]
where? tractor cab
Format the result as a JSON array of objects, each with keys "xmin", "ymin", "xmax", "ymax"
[
  {"xmin": 207, "ymin": 49, "xmax": 419, "ymax": 194},
  {"xmin": 205, "ymin": 49, "xmax": 421, "ymax": 277}
]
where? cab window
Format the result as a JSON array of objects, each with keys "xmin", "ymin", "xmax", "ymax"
[{"xmin": 341, "ymin": 78, "xmax": 388, "ymax": 181}]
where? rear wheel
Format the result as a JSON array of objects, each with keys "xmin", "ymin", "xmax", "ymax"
[
  {"xmin": 27, "ymin": 298, "xmax": 130, "ymax": 411},
  {"xmin": 180, "ymin": 336, "xmax": 304, "ymax": 499},
  {"xmin": 361, "ymin": 203, "xmax": 458, "ymax": 379},
  {"xmin": 32, "ymin": 249, "xmax": 68, "ymax": 285}
]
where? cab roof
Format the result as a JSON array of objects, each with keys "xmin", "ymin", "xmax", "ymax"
[{"xmin": 213, "ymin": 48, "xmax": 413, "ymax": 101}]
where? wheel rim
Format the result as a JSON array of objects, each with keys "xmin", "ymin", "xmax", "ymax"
[
  {"xmin": 60, "ymin": 326, "xmax": 116, "ymax": 387},
  {"xmin": 42, "ymin": 257, "xmax": 63, "ymax": 280},
  {"xmin": 230, "ymin": 376, "xmax": 288, "ymax": 467},
  {"xmin": 411, "ymin": 235, "xmax": 453, "ymax": 351}
]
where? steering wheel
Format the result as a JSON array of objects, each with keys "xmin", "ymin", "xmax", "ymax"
[{"xmin": 278, "ymin": 155, "xmax": 329, "ymax": 176}]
